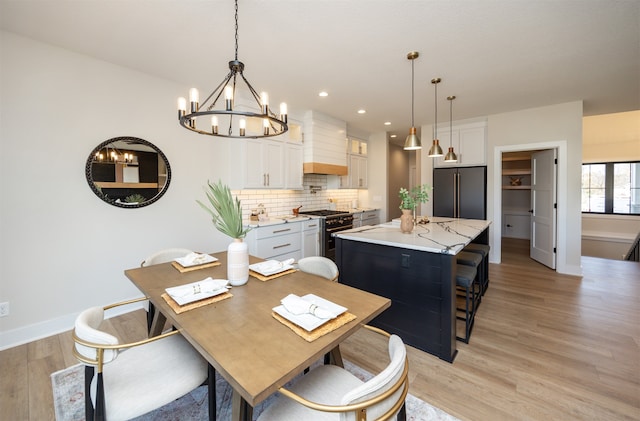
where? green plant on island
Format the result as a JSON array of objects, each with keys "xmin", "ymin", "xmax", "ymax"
[
  {"xmin": 398, "ymin": 184, "xmax": 431, "ymax": 210},
  {"xmin": 197, "ymin": 180, "xmax": 251, "ymax": 239}
]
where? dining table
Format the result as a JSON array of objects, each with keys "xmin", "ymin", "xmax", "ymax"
[{"xmin": 124, "ymin": 251, "xmax": 391, "ymax": 421}]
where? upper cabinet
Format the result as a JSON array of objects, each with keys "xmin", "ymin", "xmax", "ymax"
[
  {"xmin": 302, "ymin": 110, "xmax": 348, "ymax": 175},
  {"xmin": 229, "ymin": 119, "xmax": 304, "ymax": 190},
  {"xmin": 328, "ymin": 136, "xmax": 368, "ymax": 189},
  {"xmin": 433, "ymin": 121, "xmax": 487, "ymax": 168}
]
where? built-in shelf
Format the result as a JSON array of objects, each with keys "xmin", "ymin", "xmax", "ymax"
[
  {"xmin": 94, "ymin": 182, "xmax": 158, "ymax": 189},
  {"xmin": 502, "ymin": 169, "xmax": 531, "ymax": 176},
  {"xmin": 502, "ymin": 185, "xmax": 531, "ymax": 190}
]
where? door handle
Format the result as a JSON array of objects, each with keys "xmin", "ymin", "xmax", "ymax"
[{"xmin": 528, "ymin": 209, "xmax": 534, "ymax": 213}]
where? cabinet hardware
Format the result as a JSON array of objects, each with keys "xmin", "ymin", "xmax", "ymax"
[
  {"xmin": 273, "ymin": 243, "xmax": 291, "ymax": 249},
  {"xmin": 272, "ymin": 228, "xmax": 291, "ymax": 234}
]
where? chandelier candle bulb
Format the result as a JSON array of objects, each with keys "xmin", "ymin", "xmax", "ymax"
[
  {"xmin": 263, "ymin": 118, "xmax": 269, "ymax": 135},
  {"xmin": 280, "ymin": 103, "xmax": 288, "ymax": 123},
  {"xmin": 225, "ymin": 86, "xmax": 233, "ymax": 111},
  {"xmin": 261, "ymin": 92, "xmax": 269, "ymax": 114},
  {"xmin": 211, "ymin": 116, "xmax": 219, "ymax": 135},
  {"xmin": 177, "ymin": 97, "xmax": 187, "ymax": 118},
  {"xmin": 239, "ymin": 118, "xmax": 246, "ymax": 136},
  {"xmin": 189, "ymin": 88, "xmax": 199, "ymax": 113}
]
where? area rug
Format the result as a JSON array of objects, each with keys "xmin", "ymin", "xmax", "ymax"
[{"xmin": 51, "ymin": 360, "xmax": 459, "ymax": 421}]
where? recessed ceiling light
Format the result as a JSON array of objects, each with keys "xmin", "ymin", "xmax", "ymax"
[
  {"xmin": 357, "ymin": 109, "xmax": 366, "ymax": 114},
  {"xmin": 384, "ymin": 122, "xmax": 391, "ymax": 126},
  {"xmin": 318, "ymin": 91, "xmax": 328, "ymax": 97},
  {"xmin": 390, "ymin": 134, "xmax": 397, "ymax": 138}
]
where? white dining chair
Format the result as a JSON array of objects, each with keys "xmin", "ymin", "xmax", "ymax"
[
  {"xmin": 72, "ymin": 297, "xmax": 215, "ymax": 421},
  {"xmin": 257, "ymin": 325, "xmax": 409, "ymax": 421},
  {"xmin": 297, "ymin": 256, "xmax": 339, "ymax": 282},
  {"xmin": 141, "ymin": 248, "xmax": 193, "ymax": 332}
]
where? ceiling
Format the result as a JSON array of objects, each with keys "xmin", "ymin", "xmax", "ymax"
[{"xmin": 1, "ymin": 0, "xmax": 638, "ymax": 145}]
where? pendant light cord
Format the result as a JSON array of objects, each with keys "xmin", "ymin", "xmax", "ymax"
[
  {"xmin": 411, "ymin": 58, "xmax": 415, "ymax": 127},
  {"xmin": 434, "ymin": 81, "xmax": 438, "ymax": 139}
]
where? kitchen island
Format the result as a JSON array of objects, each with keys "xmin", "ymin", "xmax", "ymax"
[{"xmin": 334, "ymin": 217, "xmax": 491, "ymax": 362}]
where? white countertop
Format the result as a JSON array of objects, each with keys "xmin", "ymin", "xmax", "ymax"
[
  {"xmin": 335, "ymin": 217, "xmax": 492, "ymax": 255},
  {"xmin": 244, "ymin": 215, "xmax": 316, "ymax": 228}
]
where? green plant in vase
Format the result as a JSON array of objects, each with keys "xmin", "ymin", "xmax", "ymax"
[
  {"xmin": 398, "ymin": 184, "xmax": 431, "ymax": 233},
  {"xmin": 197, "ymin": 180, "xmax": 251, "ymax": 285}
]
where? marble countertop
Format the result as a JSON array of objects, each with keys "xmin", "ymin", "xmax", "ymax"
[
  {"xmin": 335, "ymin": 217, "xmax": 492, "ymax": 255},
  {"xmin": 244, "ymin": 215, "xmax": 315, "ymax": 228}
]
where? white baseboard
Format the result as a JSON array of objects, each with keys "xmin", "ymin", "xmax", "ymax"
[{"xmin": 0, "ymin": 301, "xmax": 146, "ymax": 351}]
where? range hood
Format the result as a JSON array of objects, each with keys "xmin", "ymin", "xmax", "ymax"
[{"xmin": 303, "ymin": 110, "xmax": 348, "ymax": 175}]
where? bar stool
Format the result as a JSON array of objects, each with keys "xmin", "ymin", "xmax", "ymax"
[
  {"xmin": 463, "ymin": 243, "xmax": 490, "ymax": 295},
  {"xmin": 456, "ymin": 251, "xmax": 483, "ymax": 306},
  {"xmin": 455, "ymin": 264, "xmax": 478, "ymax": 343}
]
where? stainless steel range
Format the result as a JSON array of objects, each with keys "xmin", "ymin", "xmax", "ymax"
[{"xmin": 298, "ymin": 210, "xmax": 353, "ymax": 260}]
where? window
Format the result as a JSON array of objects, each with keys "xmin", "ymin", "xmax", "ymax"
[{"xmin": 582, "ymin": 162, "xmax": 640, "ymax": 215}]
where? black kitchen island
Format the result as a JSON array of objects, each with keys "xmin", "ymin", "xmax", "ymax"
[{"xmin": 335, "ymin": 217, "xmax": 491, "ymax": 363}]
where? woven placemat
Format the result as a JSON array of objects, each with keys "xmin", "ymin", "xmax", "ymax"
[
  {"xmin": 161, "ymin": 291, "xmax": 232, "ymax": 314},
  {"xmin": 272, "ymin": 311, "xmax": 357, "ymax": 342},
  {"xmin": 249, "ymin": 268, "xmax": 297, "ymax": 282},
  {"xmin": 171, "ymin": 260, "xmax": 221, "ymax": 273}
]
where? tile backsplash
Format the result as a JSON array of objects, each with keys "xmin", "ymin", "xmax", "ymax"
[{"xmin": 233, "ymin": 174, "xmax": 359, "ymax": 219}]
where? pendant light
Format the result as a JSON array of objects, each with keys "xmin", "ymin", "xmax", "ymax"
[
  {"xmin": 177, "ymin": 0, "xmax": 287, "ymax": 138},
  {"xmin": 403, "ymin": 51, "xmax": 421, "ymax": 150},
  {"xmin": 444, "ymin": 95, "xmax": 458, "ymax": 162},
  {"xmin": 428, "ymin": 78, "xmax": 444, "ymax": 157}
]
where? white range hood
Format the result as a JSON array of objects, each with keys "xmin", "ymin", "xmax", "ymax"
[{"xmin": 303, "ymin": 110, "xmax": 348, "ymax": 175}]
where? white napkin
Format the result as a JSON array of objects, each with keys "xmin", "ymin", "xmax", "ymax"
[
  {"xmin": 166, "ymin": 277, "xmax": 229, "ymax": 299},
  {"xmin": 280, "ymin": 293, "xmax": 337, "ymax": 319},
  {"xmin": 250, "ymin": 258, "xmax": 295, "ymax": 275},
  {"xmin": 181, "ymin": 252, "xmax": 211, "ymax": 266}
]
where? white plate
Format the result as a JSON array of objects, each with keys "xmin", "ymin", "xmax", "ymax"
[
  {"xmin": 249, "ymin": 259, "xmax": 295, "ymax": 276},
  {"xmin": 166, "ymin": 278, "xmax": 229, "ymax": 306},
  {"xmin": 273, "ymin": 294, "xmax": 347, "ymax": 331},
  {"xmin": 174, "ymin": 254, "xmax": 217, "ymax": 267}
]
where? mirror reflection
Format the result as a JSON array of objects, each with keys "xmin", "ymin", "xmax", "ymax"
[{"xmin": 85, "ymin": 136, "xmax": 171, "ymax": 208}]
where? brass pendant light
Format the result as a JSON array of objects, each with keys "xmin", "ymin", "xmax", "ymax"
[
  {"xmin": 444, "ymin": 95, "xmax": 458, "ymax": 162},
  {"xmin": 428, "ymin": 78, "xmax": 444, "ymax": 157},
  {"xmin": 404, "ymin": 51, "xmax": 421, "ymax": 150}
]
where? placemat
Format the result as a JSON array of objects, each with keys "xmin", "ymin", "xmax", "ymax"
[
  {"xmin": 272, "ymin": 311, "xmax": 357, "ymax": 342},
  {"xmin": 171, "ymin": 260, "xmax": 221, "ymax": 273},
  {"xmin": 161, "ymin": 291, "xmax": 232, "ymax": 314},
  {"xmin": 250, "ymin": 268, "xmax": 297, "ymax": 281}
]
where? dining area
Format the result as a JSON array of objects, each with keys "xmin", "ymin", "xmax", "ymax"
[{"xmin": 71, "ymin": 249, "xmax": 409, "ymax": 420}]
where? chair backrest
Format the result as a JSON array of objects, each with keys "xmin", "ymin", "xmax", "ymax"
[
  {"xmin": 340, "ymin": 334, "xmax": 407, "ymax": 421},
  {"xmin": 141, "ymin": 248, "xmax": 193, "ymax": 267},
  {"xmin": 297, "ymin": 256, "xmax": 339, "ymax": 282},
  {"xmin": 74, "ymin": 306, "xmax": 119, "ymax": 365}
]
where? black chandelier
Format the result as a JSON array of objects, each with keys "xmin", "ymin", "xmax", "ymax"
[{"xmin": 177, "ymin": 0, "xmax": 288, "ymax": 138}]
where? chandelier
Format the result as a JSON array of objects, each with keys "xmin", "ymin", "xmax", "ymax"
[{"xmin": 177, "ymin": 0, "xmax": 288, "ymax": 138}]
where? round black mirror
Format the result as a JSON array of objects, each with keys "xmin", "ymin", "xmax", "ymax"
[{"xmin": 85, "ymin": 136, "xmax": 172, "ymax": 208}]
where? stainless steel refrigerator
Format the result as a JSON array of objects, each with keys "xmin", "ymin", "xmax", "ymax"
[{"xmin": 432, "ymin": 166, "xmax": 487, "ymax": 219}]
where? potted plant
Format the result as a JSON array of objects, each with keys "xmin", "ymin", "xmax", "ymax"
[
  {"xmin": 198, "ymin": 180, "xmax": 252, "ymax": 285},
  {"xmin": 398, "ymin": 184, "xmax": 430, "ymax": 233}
]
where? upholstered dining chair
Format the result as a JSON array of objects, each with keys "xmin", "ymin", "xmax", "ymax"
[
  {"xmin": 72, "ymin": 297, "xmax": 215, "ymax": 421},
  {"xmin": 257, "ymin": 325, "xmax": 409, "ymax": 421},
  {"xmin": 297, "ymin": 256, "xmax": 340, "ymax": 282},
  {"xmin": 141, "ymin": 248, "xmax": 193, "ymax": 332}
]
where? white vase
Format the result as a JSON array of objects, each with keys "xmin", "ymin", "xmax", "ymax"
[{"xmin": 227, "ymin": 238, "xmax": 249, "ymax": 286}]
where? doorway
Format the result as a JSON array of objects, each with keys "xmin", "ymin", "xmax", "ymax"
[{"xmin": 492, "ymin": 141, "xmax": 568, "ymax": 271}]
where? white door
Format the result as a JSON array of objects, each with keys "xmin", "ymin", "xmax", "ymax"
[{"xmin": 530, "ymin": 149, "xmax": 557, "ymax": 269}]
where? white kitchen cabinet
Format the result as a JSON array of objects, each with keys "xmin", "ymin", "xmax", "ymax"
[
  {"xmin": 434, "ymin": 121, "xmax": 487, "ymax": 168},
  {"xmin": 234, "ymin": 138, "xmax": 284, "ymax": 189},
  {"xmin": 301, "ymin": 219, "xmax": 320, "ymax": 257},
  {"xmin": 349, "ymin": 154, "xmax": 368, "ymax": 189},
  {"xmin": 284, "ymin": 143, "xmax": 303, "ymax": 190},
  {"xmin": 245, "ymin": 221, "xmax": 302, "ymax": 261}
]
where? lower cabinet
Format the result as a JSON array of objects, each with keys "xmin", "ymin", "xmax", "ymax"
[
  {"xmin": 245, "ymin": 219, "xmax": 320, "ymax": 261},
  {"xmin": 301, "ymin": 219, "xmax": 320, "ymax": 257}
]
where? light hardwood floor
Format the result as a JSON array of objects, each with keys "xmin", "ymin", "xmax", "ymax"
[{"xmin": 2, "ymin": 238, "xmax": 639, "ymax": 420}]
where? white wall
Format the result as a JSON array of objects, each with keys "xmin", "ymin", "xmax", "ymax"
[{"xmin": 0, "ymin": 32, "xmax": 236, "ymax": 348}]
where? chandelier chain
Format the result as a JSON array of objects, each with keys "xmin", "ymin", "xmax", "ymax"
[{"xmin": 234, "ymin": 0, "xmax": 239, "ymax": 61}]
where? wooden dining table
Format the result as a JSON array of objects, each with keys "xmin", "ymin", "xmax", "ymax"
[{"xmin": 124, "ymin": 251, "xmax": 391, "ymax": 421}]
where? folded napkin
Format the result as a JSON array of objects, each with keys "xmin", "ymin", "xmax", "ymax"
[
  {"xmin": 180, "ymin": 252, "xmax": 211, "ymax": 266},
  {"xmin": 166, "ymin": 277, "xmax": 229, "ymax": 299},
  {"xmin": 250, "ymin": 258, "xmax": 295, "ymax": 275},
  {"xmin": 280, "ymin": 293, "xmax": 337, "ymax": 320}
]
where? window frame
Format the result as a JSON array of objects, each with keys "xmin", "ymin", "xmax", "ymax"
[{"xmin": 581, "ymin": 161, "xmax": 640, "ymax": 216}]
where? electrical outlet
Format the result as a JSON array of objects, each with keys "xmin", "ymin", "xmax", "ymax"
[{"xmin": 0, "ymin": 302, "xmax": 9, "ymax": 317}]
